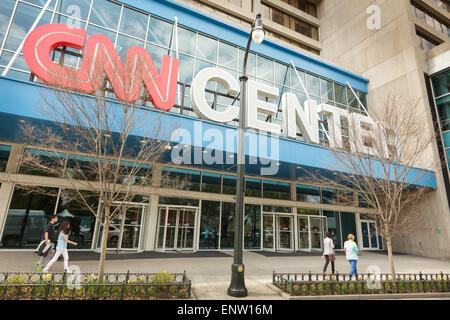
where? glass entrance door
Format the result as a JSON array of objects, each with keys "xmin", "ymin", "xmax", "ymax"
[
  {"xmin": 157, "ymin": 206, "xmax": 197, "ymax": 251},
  {"xmin": 361, "ymin": 220, "xmax": 379, "ymax": 249},
  {"xmin": 262, "ymin": 214, "xmax": 275, "ymax": 250},
  {"xmin": 298, "ymin": 216, "xmax": 326, "ymax": 251},
  {"xmin": 263, "ymin": 214, "xmax": 293, "ymax": 251},
  {"xmin": 95, "ymin": 203, "xmax": 146, "ymax": 251}
]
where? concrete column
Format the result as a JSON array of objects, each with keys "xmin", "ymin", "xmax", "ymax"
[
  {"xmin": 143, "ymin": 163, "xmax": 163, "ymax": 251},
  {"xmin": 0, "ymin": 183, "xmax": 14, "ymax": 240},
  {"xmin": 0, "ymin": 145, "xmax": 22, "ymax": 240}
]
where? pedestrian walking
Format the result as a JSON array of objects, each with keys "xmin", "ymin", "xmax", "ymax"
[
  {"xmin": 344, "ymin": 234, "xmax": 359, "ymax": 277},
  {"xmin": 322, "ymin": 232, "xmax": 335, "ymax": 275},
  {"xmin": 35, "ymin": 215, "xmax": 58, "ymax": 271},
  {"xmin": 43, "ymin": 220, "xmax": 77, "ymax": 273}
]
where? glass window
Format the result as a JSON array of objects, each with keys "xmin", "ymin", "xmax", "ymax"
[
  {"xmin": 90, "ymin": 0, "xmax": 121, "ymax": 30},
  {"xmin": 1, "ymin": 187, "xmax": 58, "ymax": 248},
  {"xmin": 55, "ymin": 189, "xmax": 98, "ymax": 249},
  {"xmin": 178, "ymin": 53, "xmax": 195, "ymax": 83},
  {"xmin": 159, "ymin": 197, "xmax": 199, "ymax": 206},
  {"xmin": 347, "ymin": 88, "xmax": 359, "ymax": 110},
  {"xmin": 306, "ymin": 73, "xmax": 320, "ymax": 97},
  {"xmin": 222, "ymin": 174, "xmax": 236, "ymax": 194},
  {"xmin": 324, "ymin": 211, "xmax": 341, "ymax": 249},
  {"xmin": 0, "ymin": 0, "xmax": 15, "ymax": 47},
  {"xmin": 338, "ymin": 190, "xmax": 354, "ymax": 206},
  {"xmin": 20, "ymin": 149, "xmax": 66, "ymax": 177},
  {"xmin": 56, "ymin": 0, "xmax": 92, "ymax": 21},
  {"xmin": 274, "ymin": 62, "xmax": 289, "ymax": 86},
  {"xmin": 196, "ymin": 34, "xmax": 218, "ymax": 63},
  {"xmin": 220, "ymin": 202, "xmax": 235, "ymax": 249},
  {"xmin": 359, "ymin": 91, "xmax": 368, "ymax": 111},
  {"xmin": 119, "ymin": 7, "xmax": 148, "ymax": 40},
  {"xmin": 5, "ymin": 3, "xmax": 52, "ymax": 51},
  {"xmin": 86, "ymin": 24, "xmax": 116, "ymax": 45},
  {"xmin": 115, "ymin": 34, "xmax": 144, "ymax": 60},
  {"xmin": 53, "ymin": 14, "xmax": 87, "ymax": 30},
  {"xmin": 201, "ymin": 172, "xmax": 221, "ymax": 193},
  {"xmin": 65, "ymin": 154, "xmax": 99, "ymax": 181},
  {"xmin": 117, "ymin": 161, "xmax": 151, "ymax": 185},
  {"xmin": 263, "ymin": 180, "xmax": 291, "ymax": 200},
  {"xmin": 297, "ymin": 208, "xmax": 321, "ymax": 215},
  {"xmin": 320, "ymin": 78, "xmax": 334, "ymax": 102},
  {"xmin": 256, "ymin": 55, "xmax": 274, "ymax": 82},
  {"xmin": 178, "ymin": 27, "xmax": 196, "ymax": 56},
  {"xmin": 296, "ymin": 184, "xmax": 320, "ymax": 203},
  {"xmin": 22, "ymin": 0, "xmax": 55, "ymax": 9},
  {"xmin": 432, "ymin": 70, "xmax": 450, "ymax": 98},
  {"xmin": 0, "ymin": 145, "xmax": 11, "ymax": 172},
  {"xmin": 199, "ymin": 200, "xmax": 220, "ymax": 249},
  {"xmin": 218, "ymin": 41, "xmax": 238, "ymax": 70},
  {"xmin": 290, "ymin": 68, "xmax": 305, "ymax": 91},
  {"xmin": 263, "ymin": 205, "xmax": 291, "ymax": 213},
  {"xmin": 238, "ymin": 49, "xmax": 256, "ymax": 76},
  {"xmin": 147, "ymin": 16, "xmax": 173, "ymax": 48},
  {"xmin": 322, "ymin": 188, "xmax": 337, "ymax": 204},
  {"xmin": 245, "ymin": 177, "xmax": 262, "ymax": 197},
  {"xmin": 340, "ymin": 212, "xmax": 358, "ymax": 243},
  {"xmin": 144, "ymin": 43, "xmax": 169, "ymax": 71},
  {"xmin": 244, "ymin": 204, "xmax": 261, "ymax": 249},
  {"xmin": 161, "ymin": 167, "xmax": 201, "ymax": 191},
  {"xmin": 334, "ymin": 83, "xmax": 347, "ymax": 106}
]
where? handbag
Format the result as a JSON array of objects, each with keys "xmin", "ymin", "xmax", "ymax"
[{"xmin": 329, "ymin": 253, "xmax": 336, "ymax": 261}]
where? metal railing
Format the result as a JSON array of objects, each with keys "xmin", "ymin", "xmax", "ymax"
[
  {"xmin": 0, "ymin": 271, "xmax": 191, "ymax": 300},
  {"xmin": 273, "ymin": 271, "xmax": 450, "ymax": 296}
]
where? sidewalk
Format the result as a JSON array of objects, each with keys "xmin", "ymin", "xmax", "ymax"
[{"xmin": 0, "ymin": 250, "xmax": 449, "ymax": 300}]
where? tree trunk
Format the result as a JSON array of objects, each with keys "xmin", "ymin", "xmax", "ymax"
[
  {"xmin": 386, "ymin": 237, "xmax": 396, "ymax": 280},
  {"xmin": 98, "ymin": 206, "xmax": 110, "ymax": 283}
]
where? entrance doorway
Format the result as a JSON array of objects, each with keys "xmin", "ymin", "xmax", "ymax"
[
  {"xmin": 156, "ymin": 206, "xmax": 198, "ymax": 251},
  {"xmin": 361, "ymin": 220, "xmax": 380, "ymax": 249},
  {"xmin": 263, "ymin": 214, "xmax": 294, "ymax": 251},
  {"xmin": 94, "ymin": 203, "xmax": 146, "ymax": 251},
  {"xmin": 298, "ymin": 215, "xmax": 326, "ymax": 251}
]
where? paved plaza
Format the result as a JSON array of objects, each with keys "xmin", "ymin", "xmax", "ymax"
[{"xmin": 0, "ymin": 250, "xmax": 449, "ymax": 299}]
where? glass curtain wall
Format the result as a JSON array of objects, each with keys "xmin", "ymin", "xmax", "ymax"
[{"xmin": 0, "ymin": 0, "xmax": 368, "ymax": 127}]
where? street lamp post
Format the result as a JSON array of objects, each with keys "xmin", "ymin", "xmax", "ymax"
[{"xmin": 227, "ymin": 13, "xmax": 264, "ymax": 298}]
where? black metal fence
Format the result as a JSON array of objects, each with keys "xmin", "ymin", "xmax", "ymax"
[
  {"xmin": 273, "ymin": 272, "xmax": 450, "ymax": 296},
  {"xmin": 0, "ymin": 271, "xmax": 191, "ymax": 300}
]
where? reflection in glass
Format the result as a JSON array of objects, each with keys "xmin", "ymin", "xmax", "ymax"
[
  {"xmin": 178, "ymin": 27, "xmax": 196, "ymax": 55},
  {"xmin": 116, "ymin": 34, "xmax": 144, "ymax": 60},
  {"xmin": 218, "ymin": 41, "xmax": 238, "ymax": 70},
  {"xmin": 222, "ymin": 175, "xmax": 236, "ymax": 195},
  {"xmin": 244, "ymin": 204, "xmax": 261, "ymax": 249},
  {"xmin": 263, "ymin": 214, "xmax": 274, "ymax": 249},
  {"xmin": 148, "ymin": 16, "xmax": 173, "ymax": 48},
  {"xmin": 90, "ymin": 0, "xmax": 121, "ymax": 30},
  {"xmin": 200, "ymin": 201, "xmax": 220, "ymax": 249},
  {"xmin": 220, "ymin": 202, "xmax": 235, "ymax": 249},
  {"xmin": 57, "ymin": 0, "xmax": 92, "ymax": 21},
  {"xmin": 196, "ymin": 34, "xmax": 217, "ymax": 63},
  {"xmin": 0, "ymin": 0, "xmax": 15, "ymax": 47},
  {"xmin": 306, "ymin": 73, "xmax": 320, "ymax": 96},
  {"xmin": 1, "ymin": 187, "xmax": 58, "ymax": 248},
  {"xmin": 0, "ymin": 145, "xmax": 11, "ymax": 172},
  {"xmin": 256, "ymin": 55, "xmax": 273, "ymax": 82},
  {"xmin": 5, "ymin": 3, "xmax": 52, "ymax": 51},
  {"xmin": 119, "ymin": 6, "xmax": 148, "ymax": 40},
  {"xmin": 296, "ymin": 184, "xmax": 320, "ymax": 203},
  {"xmin": 263, "ymin": 180, "xmax": 290, "ymax": 200}
]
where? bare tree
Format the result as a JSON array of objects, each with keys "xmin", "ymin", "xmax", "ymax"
[
  {"xmin": 300, "ymin": 95, "xmax": 440, "ymax": 278},
  {"xmin": 19, "ymin": 60, "xmax": 181, "ymax": 281}
]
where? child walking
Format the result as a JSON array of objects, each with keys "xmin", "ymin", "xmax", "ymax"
[{"xmin": 43, "ymin": 220, "xmax": 77, "ymax": 273}]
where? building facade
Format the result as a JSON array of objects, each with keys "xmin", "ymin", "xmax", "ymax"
[{"xmin": 0, "ymin": 0, "xmax": 447, "ymax": 257}]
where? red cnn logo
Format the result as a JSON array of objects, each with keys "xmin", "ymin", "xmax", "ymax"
[{"xmin": 23, "ymin": 23, "xmax": 179, "ymax": 111}]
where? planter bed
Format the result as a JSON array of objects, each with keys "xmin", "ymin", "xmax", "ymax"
[
  {"xmin": 273, "ymin": 272, "xmax": 450, "ymax": 297},
  {"xmin": 0, "ymin": 271, "xmax": 191, "ymax": 300}
]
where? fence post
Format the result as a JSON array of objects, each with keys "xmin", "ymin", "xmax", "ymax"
[{"xmin": 120, "ymin": 271, "xmax": 130, "ymax": 300}]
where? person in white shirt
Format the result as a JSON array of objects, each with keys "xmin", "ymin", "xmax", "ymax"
[{"xmin": 322, "ymin": 232, "xmax": 335, "ymax": 275}]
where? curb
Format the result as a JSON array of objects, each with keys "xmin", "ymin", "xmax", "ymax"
[{"xmin": 266, "ymin": 283, "xmax": 450, "ymax": 300}]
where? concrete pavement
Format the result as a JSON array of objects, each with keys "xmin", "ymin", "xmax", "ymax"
[{"xmin": 0, "ymin": 250, "xmax": 449, "ymax": 299}]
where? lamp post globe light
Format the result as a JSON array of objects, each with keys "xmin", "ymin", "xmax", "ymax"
[{"xmin": 227, "ymin": 13, "xmax": 265, "ymax": 298}]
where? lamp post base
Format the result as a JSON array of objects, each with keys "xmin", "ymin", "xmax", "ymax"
[{"xmin": 227, "ymin": 264, "xmax": 248, "ymax": 297}]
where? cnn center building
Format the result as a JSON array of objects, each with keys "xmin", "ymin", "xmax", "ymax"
[{"xmin": 0, "ymin": 0, "xmax": 448, "ymax": 258}]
